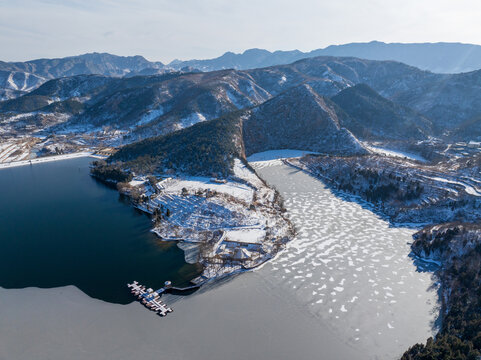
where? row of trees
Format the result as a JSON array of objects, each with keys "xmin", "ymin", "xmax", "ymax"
[{"xmin": 403, "ymin": 225, "xmax": 481, "ymax": 360}]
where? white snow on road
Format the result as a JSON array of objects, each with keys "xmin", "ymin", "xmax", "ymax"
[
  {"xmin": 426, "ymin": 176, "xmax": 481, "ymax": 197},
  {"xmin": 0, "ymin": 152, "xmax": 101, "ymax": 170}
]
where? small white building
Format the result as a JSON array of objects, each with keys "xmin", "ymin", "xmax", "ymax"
[{"xmin": 233, "ymin": 248, "xmax": 252, "ymax": 261}]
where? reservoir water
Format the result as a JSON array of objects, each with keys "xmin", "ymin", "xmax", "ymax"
[
  {"xmin": 0, "ymin": 157, "xmax": 200, "ymax": 304},
  {"xmin": 0, "ymin": 158, "xmax": 439, "ymax": 360}
]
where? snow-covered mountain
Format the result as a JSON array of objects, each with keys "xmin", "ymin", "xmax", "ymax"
[
  {"xmin": 331, "ymin": 84, "xmax": 432, "ymax": 140},
  {"xmin": 0, "ymin": 70, "xmax": 46, "ymax": 100},
  {"xmin": 169, "ymin": 41, "xmax": 481, "ymax": 74},
  {"xmin": 0, "ymin": 53, "xmax": 163, "ymax": 79},
  {"xmin": 4, "ymin": 41, "xmax": 481, "ymax": 100},
  {"xmin": 3, "ymin": 55, "xmax": 481, "ymax": 144},
  {"xmin": 0, "ymin": 53, "xmax": 166, "ymax": 101}
]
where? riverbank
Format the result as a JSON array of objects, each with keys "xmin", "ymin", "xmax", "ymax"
[
  {"xmin": 0, "ymin": 155, "xmax": 440, "ymax": 359},
  {"xmin": 251, "ymin": 161, "xmax": 439, "ymax": 359},
  {"xmin": 111, "ymin": 157, "xmax": 294, "ymax": 286},
  {"xmin": 0, "ymin": 152, "xmax": 106, "ymax": 169}
]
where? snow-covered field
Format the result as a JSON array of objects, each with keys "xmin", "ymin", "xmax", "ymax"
[
  {"xmin": 364, "ymin": 143, "xmax": 426, "ymax": 162},
  {"xmin": 252, "ymin": 161, "xmax": 439, "ymax": 359},
  {"xmin": 152, "ymin": 193, "xmax": 263, "ymax": 238},
  {"xmin": 224, "ymin": 227, "xmax": 265, "ymax": 244},
  {"xmin": 149, "ymin": 160, "xmax": 268, "ymax": 241},
  {"xmin": 0, "ymin": 140, "xmax": 34, "ymax": 164},
  {"xmin": 158, "ymin": 175, "xmax": 254, "ymax": 204}
]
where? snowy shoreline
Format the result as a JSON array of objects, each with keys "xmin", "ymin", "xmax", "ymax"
[
  {"xmin": 0, "ymin": 154, "xmax": 439, "ymax": 359},
  {"xmin": 117, "ymin": 156, "xmax": 295, "ymax": 285},
  {"xmin": 0, "ymin": 152, "xmax": 106, "ymax": 169}
]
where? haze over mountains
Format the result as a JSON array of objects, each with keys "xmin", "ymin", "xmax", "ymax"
[
  {"xmin": 2, "ymin": 41, "xmax": 481, "ymax": 102},
  {"xmin": 172, "ymin": 41, "xmax": 481, "ymax": 74}
]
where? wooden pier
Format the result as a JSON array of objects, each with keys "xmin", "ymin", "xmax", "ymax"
[{"xmin": 127, "ymin": 281, "xmax": 173, "ymax": 317}]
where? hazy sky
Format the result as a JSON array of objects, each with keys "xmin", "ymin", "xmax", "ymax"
[{"xmin": 1, "ymin": 0, "xmax": 480, "ymax": 63}]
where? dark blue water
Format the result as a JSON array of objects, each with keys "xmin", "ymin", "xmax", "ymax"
[{"xmin": 0, "ymin": 158, "xmax": 200, "ymax": 304}]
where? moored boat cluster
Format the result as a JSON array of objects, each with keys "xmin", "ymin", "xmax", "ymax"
[{"xmin": 127, "ymin": 281, "xmax": 174, "ymax": 317}]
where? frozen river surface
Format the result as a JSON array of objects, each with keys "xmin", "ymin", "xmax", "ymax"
[
  {"xmin": 0, "ymin": 159, "xmax": 439, "ymax": 360},
  {"xmin": 252, "ymin": 161, "xmax": 439, "ymax": 359}
]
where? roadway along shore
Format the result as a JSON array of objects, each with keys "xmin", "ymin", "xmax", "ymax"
[{"xmin": 0, "ymin": 152, "xmax": 106, "ymax": 169}]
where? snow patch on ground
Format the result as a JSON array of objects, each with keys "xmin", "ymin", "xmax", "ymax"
[
  {"xmin": 224, "ymin": 228, "xmax": 266, "ymax": 244},
  {"xmin": 129, "ymin": 177, "xmax": 147, "ymax": 187},
  {"xmin": 136, "ymin": 106, "xmax": 164, "ymax": 127},
  {"xmin": 364, "ymin": 143, "xmax": 426, "ymax": 162},
  {"xmin": 179, "ymin": 112, "xmax": 207, "ymax": 129},
  {"xmin": 159, "ymin": 176, "xmax": 254, "ymax": 204},
  {"xmin": 425, "ymin": 176, "xmax": 481, "ymax": 197}
]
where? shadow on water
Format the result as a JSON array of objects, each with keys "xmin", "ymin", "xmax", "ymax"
[
  {"xmin": 408, "ymin": 252, "xmax": 441, "ymax": 273},
  {"xmin": 407, "ymin": 251, "xmax": 443, "ymax": 333}
]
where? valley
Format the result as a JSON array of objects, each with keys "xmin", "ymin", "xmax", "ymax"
[{"xmin": 1, "ymin": 49, "xmax": 481, "ymax": 359}]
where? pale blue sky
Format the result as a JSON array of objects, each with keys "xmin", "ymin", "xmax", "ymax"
[{"xmin": 1, "ymin": 0, "xmax": 480, "ymax": 63}]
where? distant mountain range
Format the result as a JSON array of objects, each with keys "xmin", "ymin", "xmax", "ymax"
[
  {"xmin": 3, "ymin": 41, "xmax": 481, "ymax": 101},
  {"xmin": 169, "ymin": 41, "xmax": 481, "ymax": 74},
  {"xmin": 0, "ymin": 53, "xmax": 165, "ymax": 100}
]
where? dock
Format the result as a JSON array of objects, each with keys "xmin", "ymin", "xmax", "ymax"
[{"xmin": 127, "ymin": 281, "xmax": 173, "ymax": 317}]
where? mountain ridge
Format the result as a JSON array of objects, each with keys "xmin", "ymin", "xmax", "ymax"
[
  {"xmin": 3, "ymin": 55, "xmax": 481, "ymax": 145},
  {"xmin": 168, "ymin": 41, "xmax": 481, "ymax": 74},
  {"xmin": 4, "ymin": 41, "xmax": 481, "ymax": 101}
]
